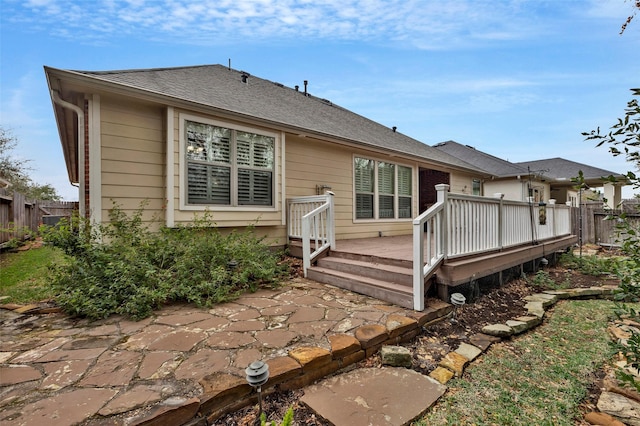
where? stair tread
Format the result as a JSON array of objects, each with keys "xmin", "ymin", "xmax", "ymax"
[
  {"xmin": 309, "ymin": 266, "xmax": 412, "ymax": 293},
  {"xmin": 317, "ymin": 256, "xmax": 412, "ymax": 275}
]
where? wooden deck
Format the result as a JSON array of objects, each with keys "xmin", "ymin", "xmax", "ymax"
[
  {"xmin": 306, "ymin": 233, "xmax": 578, "ymax": 307},
  {"xmin": 289, "ymin": 189, "xmax": 577, "ymax": 310}
]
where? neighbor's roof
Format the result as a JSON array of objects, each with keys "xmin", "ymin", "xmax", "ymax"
[
  {"xmin": 432, "ymin": 140, "xmax": 528, "ymax": 178},
  {"xmin": 45, "ymin": 64, "xmax": 485, "ymax": 182},
  {"xmin": 515, "ymin": 158, "xmax": 623, "ymax": 183}
]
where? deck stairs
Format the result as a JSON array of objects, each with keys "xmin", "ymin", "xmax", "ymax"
[{"xmin": 306, "ymin": 249, "xmax": 432, "ymax": 310}]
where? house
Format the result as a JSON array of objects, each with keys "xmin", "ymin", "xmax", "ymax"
[
  {"xmin": 45, "ymin": 65, "xmax": 576, "ymax": 310},
  {"xmin": 515, "ymin": 158, "xmax": 625, "ymax": 209},
  {"xmin": 45, "ymin": 64, "xmax": 488, "ymax": 239},
  {"xmin": 434, "ymin": 141, "xmax": 625, "ymax": 208}
]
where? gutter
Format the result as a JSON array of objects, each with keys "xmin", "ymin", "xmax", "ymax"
[
  {"xmin": 50, "ymin": 89, "xmax": 85, "ymax": 216},
  {"xmin": 50, "ymin": 89, "xmax": 84, "ymax": 185},
  {"xmin": 50, "ymin": 89, "xmax": 84, "ymax": 134}
]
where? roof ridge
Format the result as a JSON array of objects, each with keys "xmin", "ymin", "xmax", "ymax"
[
  {"xmin": 435, "ymin": 140, "xmax": 529, "ymax": 172},
  {"xmin": 73, "ymin": 63, "xmax": 227, "ymax": 75}
]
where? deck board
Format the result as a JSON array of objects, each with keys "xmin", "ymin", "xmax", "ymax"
[
  {"xmin": 335, "ymin": 235, "xmax": 417, "ymax": 262},
  {"xmin": 333, "ymin": 234, "xmax": 578, "ymax": 287}
]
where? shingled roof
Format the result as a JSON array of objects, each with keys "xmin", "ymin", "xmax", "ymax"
[
  {"xmin": 515, "ymin": 158, "xmax": 623, "ymax": 182},
  {"xmin": 432, "ymin": 140, "xmax": 528, "ymax": 178},
  {"xmin": 47, "ymin": 64, "xmax": 482, "ymax": 175}
]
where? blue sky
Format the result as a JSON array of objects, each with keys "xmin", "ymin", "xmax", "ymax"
[{"xmin": 1, "ymin": 0, "xmax": 639, "ymax": 201}]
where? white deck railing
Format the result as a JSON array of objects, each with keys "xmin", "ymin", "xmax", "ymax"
[
  {"xmin": 412, "ymin": 185, "xmax": 448, "ymax": 310},
  {"xmin": 287, "ymin": 194, "xmax": 335, "ymax": 277},
  {"xmin": 412, "ymin": 184, "xmax": 572, "ymax": 310}
]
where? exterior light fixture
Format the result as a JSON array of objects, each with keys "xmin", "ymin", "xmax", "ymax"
[
  {"xmin": 227, "ymin": 259, "xmax": 238, "ymax": 271},
  {"xmin": 245, "ymin": 360, "xmax": 269, "ymax": 419}
]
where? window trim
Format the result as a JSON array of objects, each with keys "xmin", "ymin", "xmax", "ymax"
[
  {"xmin": 353, "ymin": 154, "xmax": 414, "ymax": 222},
  {"xmin": 179, "ymin": 113, "xmax": 278, "ymax": 212},
  {"xmin": 472, "ymin": 178, "xmax": 481, "ymax": 196}
]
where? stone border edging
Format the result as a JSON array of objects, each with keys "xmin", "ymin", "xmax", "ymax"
[
  {"xmin": 425, "ymin": 286, "xmax": 618, "ymax": 388},
  {"xmin": 131, "ymin": 285, "xmax": 623, "ymax": 425},
  {"xmin": 123, "ymin": 301, "xmax": 456, "ymax": 425},
  {"xmin": 2, "ymin": 285, "xmax": 627, "ymax": 426}
]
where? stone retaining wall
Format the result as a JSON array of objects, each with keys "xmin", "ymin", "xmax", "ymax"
[{"xmin": 127, "ymin": 302, "xmax": 455, "ymax": 424}]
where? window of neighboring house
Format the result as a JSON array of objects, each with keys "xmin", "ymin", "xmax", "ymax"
[
  {"xmin": 185, "ymin": 120, "xmax": 274, "ymax": 206},
  {"xmin": 472, "ymin": 178, "xmax": 481, "ymax": 196},
  {"xmin": 354, "ymin": 157, "xmax": 412, "ymax": 220}
]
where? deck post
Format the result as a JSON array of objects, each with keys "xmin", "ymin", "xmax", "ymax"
[
  {"xmin": 327, "ymin": 193, "xmax": 336, "ymax": 249},
  {"xmin": 494, "ymin": 193, "xmax": 504, "ymax": 249},
  {"xmin": 548, "ymin": 199, "xmax": 557, "ymax": 237},
  {"xmin": 412, "ymin": 217, "xmax": 425, "ymax": 311},
  {"xmin": 302, "ymin": 217, "xmax": 311, "ymax": 277},
  {"xmin": 436, "ymin": 184, "xmax": 449, "ymax": 259}
]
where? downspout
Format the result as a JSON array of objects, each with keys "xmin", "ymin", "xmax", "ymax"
[{"xmin": 50, "ymin": 90, "xmax": 85, "ymax": 216}]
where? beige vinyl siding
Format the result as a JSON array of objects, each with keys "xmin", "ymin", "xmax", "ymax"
[
  {"xmin": 100, "ymin": 96, "xmax": 165, "ymax": 225},
  {"xmin": 286, "ymin": 136, "xmax": 415, "ymax": 240},
  {"xmin": 484, "ymin": 179, "xmax": 551, "ymax": 202},
  {"xmin": 172, "ymin": 109, "xmax": 284, "ymax": 228},
  {"xmin": 448, "ymin": 172, "xmax": 480, "ymax": 195},
  {"xmin": 484, "ymin": 180, "xmax": 524, "ymax": 201},
  {"xmin": 449, "ymin": 172, "xmax": 482, "ymax": 195}
]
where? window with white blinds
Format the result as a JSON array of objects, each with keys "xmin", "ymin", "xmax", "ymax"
[
  {"xmin": 354, "ymin": 157, "xmax": 413, "ymax": 220},
  {"xmin": 186, "ymin": 120, "xmax": 274, "ymax": 206},
  {"xmin": 397, "ymin": 166, "xmax": 412, "ymax": 218},
  {"xmin": 354, "ymin": 158, "xmax": 374, "ymax": 219}
]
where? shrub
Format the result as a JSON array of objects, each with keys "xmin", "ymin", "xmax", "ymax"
[
  {"xmin": 42, "ymin": 204, "xmax": 289, "ymax": 320},
  {"xmin": 526, "ymin": 269, "xmax": 573, "ymax": 290},
  {"xmin": 559, "ymin": 251, "xmax": 622, "ymax": 276}
]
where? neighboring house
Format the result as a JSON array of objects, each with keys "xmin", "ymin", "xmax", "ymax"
[
  {"xmin": 516, "ymin": 158, "xmax": 625, "ymax": 209},
  {"xmin": 434, "ymin": 141, "xmax": 624, "ymax": 208},
  {"xmin": 45, "ymin": 64, "xmax": 488, "ymax": 245},
  {"xmin": 433, "ymin": 141, "xmax": 549, "ymax": 202}
]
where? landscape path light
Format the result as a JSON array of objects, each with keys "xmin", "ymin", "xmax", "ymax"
[
  {"xmin": 245, "ymin": 360, "xmax": 269, "ymax": 421},
  {"xmin": 450, "ymin": 292, "xmax": 466, "ymax": 323}
]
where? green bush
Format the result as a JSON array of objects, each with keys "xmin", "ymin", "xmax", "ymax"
[
  {"xmin": 558, "ymin": 251, "xmax": 622, "ymax": 276},
  {"xmin": 41, "ymin": 204, "xmax": 289, "ymax": 320},
  {"xmin": 526, "ymin": 269, "xmax": 572, "ymax": 290}
]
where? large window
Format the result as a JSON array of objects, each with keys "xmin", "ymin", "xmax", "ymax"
[
  {"xmin": 186, "ymin": 120, "xmax": 274, "ymax": 206},
  {"xmin": 354, "ymin": 157, "xmax": 412, "ymax": 220}
]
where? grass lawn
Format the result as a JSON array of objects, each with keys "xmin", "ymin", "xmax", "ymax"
[
  {"xmin": 416, "ymin": 299, "xmax": 618, "ymax": 426},
  {"xmin": 0, "ymin": 245, "xmax": 66, "ymax": 304}
]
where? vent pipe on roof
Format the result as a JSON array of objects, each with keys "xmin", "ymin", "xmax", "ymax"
[
  {"xmin": 295, "ymin": 85, "xmax": 299, "ymax": 92},
  {"xmin": 241, "ymin": 73, "xmax": 248, "ymax": 84},
  {"xmin": 303, "ymin": 80, "xmax": 308, "ymax": 96},
  {"xmin": 392, "ymin": 126, "xmax": 397, "ymax": 132}
]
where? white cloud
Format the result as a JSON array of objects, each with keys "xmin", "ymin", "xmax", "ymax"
[
  {"xmin": 2, "ymin": 0, "xmax": 558, "ymax": 49},
  {"xmin": 585, "ymin": 0, "xmax": 637, "ymax": 19}
]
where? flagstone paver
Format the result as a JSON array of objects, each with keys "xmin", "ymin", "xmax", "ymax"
[
  {"xmin": 300, "ymin": 367, "xmax": 446, "ymax": 426},
  {"xmin": 1, "ymin": 278, "xmax": 626, "ymax": 425}
]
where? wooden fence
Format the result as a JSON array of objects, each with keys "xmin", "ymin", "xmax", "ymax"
[
  {"xmin": 0, "ymin": 188, "xmax": 78, "ymax": 245},
  {"xmin": 572, "ymin": 201, "xmax": 640, "ymax": 247}
]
